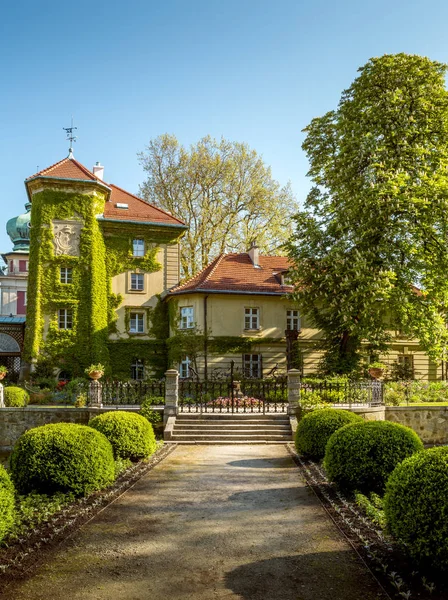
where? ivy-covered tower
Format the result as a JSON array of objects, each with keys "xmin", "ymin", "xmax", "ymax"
[{"xmin": 23, "ymin": 155, "xmax": 186, "ymax": 379}]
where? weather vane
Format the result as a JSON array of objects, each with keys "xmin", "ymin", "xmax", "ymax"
[{"xmin": 63, "ymin": 117, "xmax": 78, "ymax": 158}]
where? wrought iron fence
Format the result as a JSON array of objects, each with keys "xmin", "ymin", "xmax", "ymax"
[
  {"xmin": 101, "ymin": 380, "xmax": 165, "ymax": 406},
  {"xmin": 179, "ymin": 375, "xmax": 288, "ymax": 414},
  {"xmin": 299, "ymin": 380, "xmax": 383, "ymax": 407}
]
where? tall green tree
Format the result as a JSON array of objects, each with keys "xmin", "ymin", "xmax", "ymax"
[
  {"xmin": 287, "ymin": 53, "xmax": 448, "ymax": 374},
  {"xmin": 138, "ymin": 134, "xmax": 296, "ymax": 278}
]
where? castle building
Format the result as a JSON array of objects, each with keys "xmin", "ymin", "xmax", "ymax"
[
  {"xmin": 21, "ymin": 154, "xmax": 186, "ymax": 380},
  {"xmin": 0, "ymin": 203, "xmax": 30, "ymax": 379}
]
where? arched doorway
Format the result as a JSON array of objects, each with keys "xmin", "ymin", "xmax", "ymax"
[{"xmin": 0, "ymin": 332, "xmax": 22, "ymax": 381}]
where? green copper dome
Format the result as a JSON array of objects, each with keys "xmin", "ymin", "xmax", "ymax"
[{"xmin": 6, "ymin": 203, "xmax": 31, "ymax": 252}]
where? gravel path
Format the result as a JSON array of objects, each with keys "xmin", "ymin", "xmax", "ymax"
[{"xmin": 4, "ymin": 445, "xmax": 387, "ymax": 600}]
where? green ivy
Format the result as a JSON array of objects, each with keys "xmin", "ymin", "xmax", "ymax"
[
  {"xmin": 23, "ymin": 188, "xmax": 173, "ymax": 378},
  {"xmin": 107, "ymin": 339, "xmax": 167, "ymax": 379}
]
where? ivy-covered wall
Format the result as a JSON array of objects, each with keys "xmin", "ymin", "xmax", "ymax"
[
  {"xmin": 23, "ymin": 184, "xmax": 181, "ymax": 379},
  {"xmin": 24, "ymin": 188, "xmax": 110, "ymax": 375}
]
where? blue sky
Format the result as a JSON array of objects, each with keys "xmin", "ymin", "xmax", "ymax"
[{"xmin": 1, "ymin": 0, "xmax": 448, "ymax": 251}]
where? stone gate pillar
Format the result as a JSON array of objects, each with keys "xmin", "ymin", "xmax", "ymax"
[
  {"xmin": 164, "ymin": 369, "xmax": 179, "ymax": 425},
  {"xmin": 287, "ymin": 369, "xmax": 301, "ymax": 417},
  {"xmin": 88, "ymin": 380, "xmax": 103, "ymax": 408}
]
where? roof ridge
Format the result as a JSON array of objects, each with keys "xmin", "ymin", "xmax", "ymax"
[
  {"xmin": 202, "ymin": 253, "xmax": 225, "ymax": 284},
  {"xmin": 108, "ymin": 184, "xmax": 185, "ymax": 226},
  {"xmin": 171, "ymin": 254, "xmax": 223, "ymax": 292},
  {"xmin": 26, "ymin": 157, "xmax": 70, "ymax": 180}
]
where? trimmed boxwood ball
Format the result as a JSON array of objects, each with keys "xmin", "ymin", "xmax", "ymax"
[
  {"xmin": 324, "ymin": 420, "xmax": 423, "ymax": 493},
  {"xmin": 384, "ymin": 447, "xmax": 448, "ymax": 570},
  {"xmin": 89, "ymin": 411, "xmax": 156, "ymax": 461},
  {"xmin": 10, "ymin": 423, "xmax": 115, "ymax": 496},
  {"xmin": 4, "ymin": 386, "xmax": 29, "ymax": 407},
  {"xmin": 295, "ymin": 408, "xmax": 363, "ymax": 458},
  {"xmin": 0, "ymin": 464, "xmax": 15, "ymax": 542}
]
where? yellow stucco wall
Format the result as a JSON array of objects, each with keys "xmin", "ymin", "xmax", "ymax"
[
  {"xmin": 169, "ymin": 292, "xmax": 444, "ymax": 381},
  {"xmin": 110, "ymin": 243, "xmax": 179, "ymax": 340}
]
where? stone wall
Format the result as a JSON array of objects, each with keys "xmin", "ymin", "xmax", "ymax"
[
  {"xmin": 0, "ymin": 406, "xmax": 163, "ymax": 452},
  {"xmin": 385, "ymin": 406, "xmax": 448, "ymax": 445}
]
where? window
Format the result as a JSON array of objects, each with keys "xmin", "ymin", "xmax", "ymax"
[
  {"xmin": 286, "ymin": 309, "xmax": 300, "ymax": 331},
  {"xmin": 398, "ymin": 355, "xmax": 414, "ymax": 375},
  {"xmin": 17, "ymin": 291, "xmax": 26, "ymax": 315},
  {"xmin": 180, "ymin": 306, "xmax": 194, "ymax": 329},
  {"xmin": 180, "ymin": 356, "xmax": 191, "ymax": 379},
  {"xmin": 130, "ymin": 273, "xmax": 144, "ymax": 291},
  {"xmin": 58, "ymin": 308, "xmax": 73, "ymax": 330},
  {"xmin": 243, "ymin": 354, "xmax": 262, "ymax": 378},
  {"xmin": 131, "ymin": 358, "xmax": 145, "ymax": 380},
  {"xmin": 129, "ymin": 312, "xmax": 144, "ymax": 333},
  {"xmin": 60, "ymin": 267, "xmax": 73, "ymax": 284},
  {"xmin": 19, "ymin": 260, "xmax": 27, "ymax": 273},
  {"xmin": 9, "ymin": 261, "xmax": 13, "ymax": 273},
  {"xmin": 133, "ymin": 239, "xmax": 145, "ymax": 257},
  {"xmin": 244, "ymin": 307, "xmax": 260, "ymax": 330}
]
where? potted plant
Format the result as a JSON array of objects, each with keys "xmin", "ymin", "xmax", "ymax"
[
  {"xmin": 368, "ymin": 361, "xmax": 387, "ymax": 379},
  {"xmin": 0, "ymin": 366, "xmax": 7, "ymax": 381},
  {"xmin": 85, "ymin": 363, "xmax": 105, "ymax": 380}
]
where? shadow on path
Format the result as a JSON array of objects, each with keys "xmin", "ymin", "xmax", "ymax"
[{"xmin": 225, "ymin": 553, "xmax": 386, "ymax": 600}]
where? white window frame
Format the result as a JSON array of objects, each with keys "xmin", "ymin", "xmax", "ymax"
[
  {"xmin": 180, "ymin": 356, "xmax": 191, "ymax": 379},
  {"xmin": 130, "ymin": 273, "xmax": 144, "ymax": 291},
  {"xmin": 243, "ymin": 354, "xmax": 262, "ymax": 378},
  {"xmin": 180, "ymin": 306, "xmax": 194, "ymax": 329},
  {"xmin": 58, "ymin": 308, "xmax": 73, "ymax": 330},
  {"xmin": 286, "ymin": 309, "xmax": 300, "ymax": 331},
  {"xmin": 129, "ymin": 312, "xmax": 144, "ymax": 334},
  {"xmin": 133, "ymin": 239, "xmax": 145, "ymax": 257},
  {"xmin": 398, "ymin": 355, "xmax": 414, "ymax": 372},
  {"xmin": 244, "ymin": 307, "xmax": 260, "ymax": 330},
  {"xmin": 60, "ymin": 267, "xmax": 73, "ymax": 284},
  {"xmin": 131, "ymin": 358, "xmax": 145, "ymax": 380}
]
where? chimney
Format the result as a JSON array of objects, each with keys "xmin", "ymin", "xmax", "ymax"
[
  {"xmin": 92, "ymin": 162, "xmax": 104, "ymax": 180},
  {"xmin": 248, "ymin": 240, "xmax": 260, "ymax": 268}
]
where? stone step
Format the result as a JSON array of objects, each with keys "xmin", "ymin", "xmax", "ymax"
[
  {"xmin": 175, "ymin": 418, "xmax": 289, "ymax": 424},
  {"xmin": 173, "ymin": 425, "xmax": 291, "ymax": 432},
  {"xmin": 177, "ymin": 413, "xmax": 288, "ymax": 420},
  {"xmin": 169, "ymin": 433, "xmax": 292, "ymax": 441},
  {"xmin": 166, "ymin": 441, "xmax": 291, "ymax": 445}
]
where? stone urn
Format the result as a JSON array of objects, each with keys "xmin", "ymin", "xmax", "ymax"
[
  {"xmin": 232, "ymin": 380, "xmax": 243, "ymax": 399},
  {"xmin": 88, "ymin": 370, "xmax": 103, "ymax": 381},
  {"xmin": 368, "ymin": 367, "xmax": 384, "ymax": 380},
  {"xmin": 0, "ymin": 373, "xmax": 5, "ymax": 381}
]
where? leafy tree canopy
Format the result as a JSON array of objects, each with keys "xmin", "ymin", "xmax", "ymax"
[
  {"xmin": 287, "ymin": 53, "xmax": 448, "ymax": 374},
  {"xmin": 138, "ymin": 134, "xmax": 297, "ymax": 278}
]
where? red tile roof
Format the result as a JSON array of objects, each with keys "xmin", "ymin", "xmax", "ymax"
[
  {"xmin": 169, "ymin": 253, "xmax": 293, "ymax": 295},
  {"xmin": 104, "ymin": 184, "xmax": 185, "ymax": 226},
  {"xmin": 26, "ymin": 157, "xmax": 186, "ymax": 227},
  {"xmin": 27, "ymin": 157, "xmax": 100, "ymax": 182}
]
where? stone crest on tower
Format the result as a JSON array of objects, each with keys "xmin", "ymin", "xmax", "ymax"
[{"xmin": 52, "ymin": 220, "xmax": 82, "ymax": 256}]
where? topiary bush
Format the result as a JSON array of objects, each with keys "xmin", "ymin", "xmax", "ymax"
[
  {"xmin": 89, "ymin": 411, "xmax": 157, "ymax": 461},
  {"xmin": 4, "ymin": 386, "xmax": 29, "ymax": 407},
  {"xmin": 0, "ymin": 464, "xmax": 15, "ymax": 542},
  {"xmin": 324, "ymin": 420, "xmax": 423, "ymax": 493},
  {"xmin": 295, "ymin": 408, "xmax": 363, "ymax": 458},
  {"xmin": 384, "ymin": 447, "xmax": 448, "ymax": 570},
  {"xmin": 10, "ymin": 423, "xmax": 115, "ymax": 496}
]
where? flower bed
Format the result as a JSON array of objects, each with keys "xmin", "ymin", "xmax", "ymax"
[
  {"xmin": 206, "ymin": 396, "xmax": 263, "ymax": 408},
  {"xmin": 287, "ymin": 447, "xmax": 445, "ymax": 599},
  {"xmin": 0, "ymin": 443, "xmax": 174, "ymax": 592}
]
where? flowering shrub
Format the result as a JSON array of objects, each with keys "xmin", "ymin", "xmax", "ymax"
[{"xmin": 206, "ymin": 396, "xmax": 263, "ymax": 408}]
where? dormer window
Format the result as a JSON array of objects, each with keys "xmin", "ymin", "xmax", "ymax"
[
  {"xmin": 115, "ymin": 203, "xmax": 129, "ymax": 209},
  {"xmin": 281, "ymin": 271, "xmax": 293, "ymax": 286}
]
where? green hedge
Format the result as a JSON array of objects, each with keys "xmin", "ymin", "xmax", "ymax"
[
  {"xmin": 4, "ymin": 386, "xmax": 29, "ymax": 407},
  {"xmin": 324, "ymin": 421, "xmax": 423, "ymax": 492},
  {"xmin": 10, "ymin": 423, "xmax": 115, "ymax": 496},
  {"xmin": 140, "ymin": 398, "xmax": 163, "ymax": 427},
  {"xmin": 89, "ymin": 411, "xmax": 156, "ymax": 461},
  {"xmin": 0, "ymin": 465, "xmax": 15, "ymax": 542},
  {"xmin": 295, "ymin": 408, "xmax": 363, "ymax": 458},
  {"xmin": 384, "ymin": 447, "xmax": 448, "ymax": 570}
]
